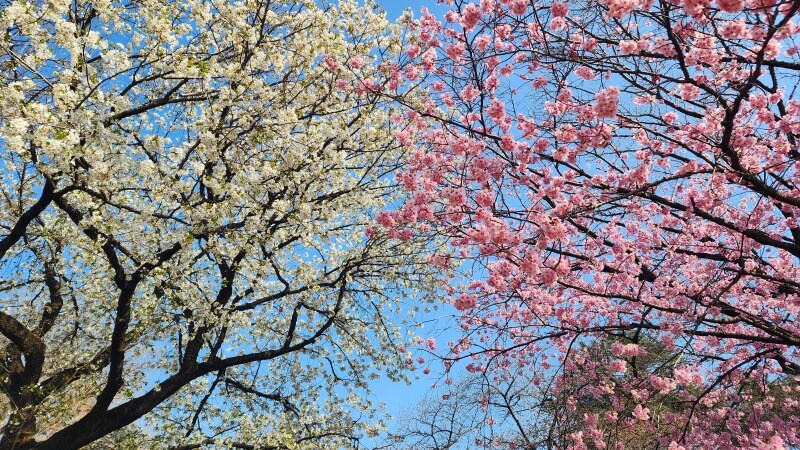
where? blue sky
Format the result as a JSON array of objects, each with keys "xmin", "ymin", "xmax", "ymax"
[
  {"xmin": 366, "ymin": 0, "xmax": 449, "ymax": 435},
  {"xmin": 378, "ymin": 0, "xmax": 434, "ymax": 20},
  {"xmin": 359, "ymin": 1, "xmax": 468, "ymax": 445}
]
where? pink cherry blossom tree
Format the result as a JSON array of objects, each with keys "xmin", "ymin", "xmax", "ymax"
[
  {"xmin": 388, "ymin": 333, "xmax": 797, "ymax": 449},
  {"xmin": 384, "ymin": 0, "xmax": 800, "ymax": 448}
]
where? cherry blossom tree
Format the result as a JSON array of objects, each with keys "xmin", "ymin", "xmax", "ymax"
[
  {"xmin": 0, "ymin": 0, "xmax": 435, "ymax": 449},
  {"xmin": 388, "ymin": 334, "xmax": 797, "ymax": 449},
  {"xmin": 384, "ymin": 0, "xmax": 800, "ymax": 448},
  {"xmin": 385, "ymin": 371, "xmax": 546, "ymax": 450}
]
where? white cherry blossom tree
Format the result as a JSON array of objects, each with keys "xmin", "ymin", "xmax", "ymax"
[{"xmin": 0, "ymin": 0, "xmax": 433, "ymax": 448}]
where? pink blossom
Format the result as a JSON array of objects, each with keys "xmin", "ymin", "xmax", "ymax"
[
  {"xmin": 608, "ymin": 359, "xmax": 627, "ymax": 373},
  {"xmin": 322, "ymin": 54, "xmax": 339, "ymax": 72},
  {"xmin": 500, "ymin": 134, "xmax": 516, "ymax": 151},
  {"xmin": 574, "ymin": 67, "xmax": 597, "ymax": 80},
  {"xmin": 619, "ymin": 40, "xmax": 639, "ymax": 54},
  {"xmin": 652, "ymin": 36, "xmax": 677, "ymax": 56},
  {"xmin": 446, "ymin": 41, "xmax": 466, "ymax": 64},
  {"xmin": 461, "ymin": 85, "xmax": 481, "ymax": 102},
  {"xmin": 421, "ymin": 47, "xmax": 438, "ymax": 71},
  {"xmin": 348, "ymin": 56, "xmax": 365, "ymax": 70},
  {"xmin": 610, "ymin": 342, "xmax": 646, "ymax": 357},
  {"xmin": 441, "ymin": 93, "xmax": 455, "ymax": 107},
  {"xmin": 720, "ymin": 19, "xmax": 748, "ymax": 39},
  {"xmin": 404, "ymin": 64, "xmax": 420, "ymax": 81},
  {"xmin": 476, "ymin": 189, "xmax": 494, "ymax": 206},
  {"xmin": 425, "ymin": 337, "xmax": 437, "ymax": 350},
  {"xmin": 750, "ymin": 26, "xmax": 768, "ymax": 41},
  {"xmin": 355, "ymin": 79, "xmax": 382, "ymax": 95},
  {"xmin": 509, "ymin": 0, "xmax": 528, "ymax": 15},
  {"xmin": 495, "ymin": 24, "xmax": 511, "ymax": 40},
  {"xmin": 541, "ymin": 269, "xmax": 558, "ymax": 286},
  {"xmin": 672, "ymin": 367, "xmax": 694, "ymax": 385},
  {"xmin": 460, "ymin": 3, "xmax": 483, "ymax": 32},
  {"xmin": 680, "ymin": 83, "xmax": 700, "ymax": 101},
  {"xmin": 582, "ymin": 37, "xmax": 598, "ymax": 51},
  {"xmin": 764, "ymin": 40, "xmax": 782, "ymax": 59},
  {"xmin": 551, "ymin": 1, "xmax": 569, "ymax": 17},
  {"xmin": 594, "ymin": 86, "xmax": 620, "ymax": 118},
  {"xmin": 454, "ymin": 293, "xmax": 478, "ymax": 311},
  {"xmin": 376, "ymin": 211, "xmax": 397, "ymax": 230},
  {"xmin": 475, "ymin": 33, "xmax": 493, "ymax": 51},
  {"xmin": 632, "ymin": 404, "xmax": 650, "ymax": 421},
  {"xmin": 604, "ymin": 0, "xmax": 641, "ymax": 18},
  {"xmin": 716, "ymin": 0, "xmax": 744, "ymax": 12},
  {"xmin": 486, "ymin": 97, "xmax": 507, "ymax": 122},
  {"xmin": 484, "ymin": 73, "xmax": 499, "ymax": 91},
  {"xmin": 757, "ymin": 435, "xmax": 787, "ymax": 450},
  {"xmin": 650, "ymin": 375, "xmax": 677, "ymax": 393},
  {"xmin": 680, "ymin": 0, "xmax": 711, "ymax": 15},
  {"xmin": 549, "ymin": 17, "xmax": 566, "ymax": 30},
  {"xmin": 395, "ymin": 130, "xmax": 413, "ymax": 147}
]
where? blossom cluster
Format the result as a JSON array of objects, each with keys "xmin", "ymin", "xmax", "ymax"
[{"xmin": 383, "ymin": 0, "xmax": 800, "ymax": 448}]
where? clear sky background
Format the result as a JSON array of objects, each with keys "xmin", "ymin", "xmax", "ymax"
[
  {"xmin": 363, "ymin": 0, "xmax": 457, "ymax": 443},
  {"xmin": 378, "ymin": 0, "xmax": 434, "ymax": 20}
]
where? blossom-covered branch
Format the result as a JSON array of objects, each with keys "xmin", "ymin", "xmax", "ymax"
[{"xmin": 387, "ymin": 0, "xmax": 800, "ymax": 448}]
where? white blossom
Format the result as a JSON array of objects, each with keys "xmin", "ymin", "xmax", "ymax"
[{"xmin": 0, "ymin": 1, "xmax": 435, "ymax": 449}]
